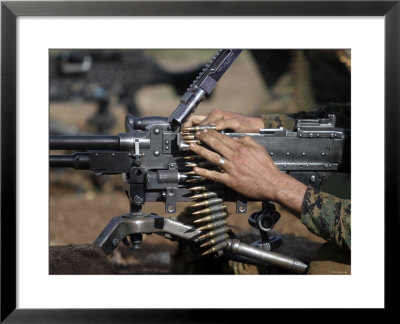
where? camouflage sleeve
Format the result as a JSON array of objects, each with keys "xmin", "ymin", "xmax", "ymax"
[
  {"xmin": 259, "ymin": 114, "xmax": 296, "ymax": 130},
  {"xmin": 260, "ymin": 103, "xmax": 350, "ymax": 130},
  {"xmin": 301, "ymin": 186, "xmax": 351, "ymax": 251}
]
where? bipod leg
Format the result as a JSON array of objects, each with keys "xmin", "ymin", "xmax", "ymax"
[{"xmin": 93, "ymin": 213, "xmax": 202, "ymax": 255}]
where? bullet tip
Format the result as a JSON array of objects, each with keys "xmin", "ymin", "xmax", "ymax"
[{"xmin": 201, "ymin": 249, "xmax": 213, "ymax": 256}]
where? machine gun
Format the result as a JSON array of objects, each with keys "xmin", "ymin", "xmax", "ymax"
[{"xmin": 50, "ymin": 49, "xmax": 350, "ymax": 274}]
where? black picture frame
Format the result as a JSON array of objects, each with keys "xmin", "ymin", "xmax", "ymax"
[{"xmin": 1, "ymin": 0, "xmax": 398, "ymax": 321}]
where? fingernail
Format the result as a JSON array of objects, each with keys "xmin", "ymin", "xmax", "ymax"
[
  {"xmin": 203, "ymin": 129, "xmax": 208, "ymax": 132},
  {"xmin": 189, "ymin": 143, "xmax": 196, "ymax": 148},
  {"xmin": 193, "ymin": 167, "xmax": 199, "ymax": 172},
  {"xmin": 195, "ymin": 131, "xmax": 201, "ymax": 136}
]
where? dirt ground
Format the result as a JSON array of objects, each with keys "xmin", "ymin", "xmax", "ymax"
[{"xmin": 49, "ymin": 50, "xmax": 327, "ymax": 275}]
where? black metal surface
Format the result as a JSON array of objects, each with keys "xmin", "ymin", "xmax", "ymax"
[
  {"xmin": 189, "ymin": 49, "xmax": 242, "ymax": 94},
  {"xmin": 131, "ymin": 116, "xmax": 168, "ymax": 131},
  {"xmin": 168, "ymin": 49, "xmax": 242, "ymax": 129},
  {"xmin": 49, "ymin": 154, "xmax": 90, "ymax": 169},
  {"xmin": 49, "ymin": 135, "xmax": 120, "ymax": 150}
]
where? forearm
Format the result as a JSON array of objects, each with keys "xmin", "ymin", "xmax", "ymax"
[{"xmin": 272, "ymin": 173, "xmax": 307, "ymax": 214}]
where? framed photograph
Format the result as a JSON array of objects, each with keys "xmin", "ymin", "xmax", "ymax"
[{"xmin": 1, "ymin": 0, "xmax": 397, "ymax": 321}]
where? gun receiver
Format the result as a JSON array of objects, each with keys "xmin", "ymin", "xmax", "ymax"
[{"xmin": 50, "ymin": 49, "xmax": 349, "ymax": 274}]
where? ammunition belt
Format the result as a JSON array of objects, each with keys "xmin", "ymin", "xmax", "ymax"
[{"xmin": 181, "ymin": 125, "xmax": 230, "ymax": 256}]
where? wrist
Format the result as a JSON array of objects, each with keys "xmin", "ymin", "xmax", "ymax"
[
  {"xmin": 270, "ymin": 173, "xmax": 308, "ymax": 214},
  {"xmin": 252, "ymin": 117, "xmax": 265, "ymax": 132}
]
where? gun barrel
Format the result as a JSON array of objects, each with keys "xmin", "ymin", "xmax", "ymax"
[
  {"xmin": 226, "ymin": 239, "xmax": 308, "ymax": 274},
  {"xmin": 50, "ymin": 135, "xmax": 120, "ymax": 150},
  {"xmin": 50, "ymin": 153, "xmax": 90, "ymax": 169},
  {"xmin": 168, "ymin": 49, "xmax": 242, "ymax": 129}
]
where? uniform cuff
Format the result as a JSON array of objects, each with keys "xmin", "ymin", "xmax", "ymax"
[{"xmin": 300, "ymin": 186, "xmax": 335, "ymax": 241}]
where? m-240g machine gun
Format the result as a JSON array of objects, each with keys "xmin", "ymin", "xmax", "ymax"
[{"xmin": 50, "ymin": 49, "xmax": 350, "ymax": 274}]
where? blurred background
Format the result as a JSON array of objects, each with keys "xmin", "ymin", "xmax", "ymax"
[{"xmin": 49, "ymin": 49, "xmax": 350, "ymax": 274}]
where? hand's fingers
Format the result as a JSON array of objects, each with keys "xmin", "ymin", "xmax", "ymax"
[
  {"xmin": 193, "ymin": 167, "xmax": 230, "ymax": 184},
  {"xmin": 200, "ymin": 109, "xmax": 224, "ymax": 125},
  {"xmin": 196, "ymin": 130, "xmax": 240, "ymax": 152},
  {"xmin": 190, "ymin": 115, "xmax": 206, "ymax": 126},
  {"xmin": 182, "ymin": 120, "xmax": 193, "ymax": 128},
  {"xmin": 214, "ymin": 118, "xmax": 240, "ymax": 131},
  {"xmin": 235, "ymin": 136, "xmax": 260, "ymax": 147},
  {"xmin": 182, "ymin": 115, "xmax": 206, "ymax": 128},
  {"xmin": 235, "ymin": 136, "xmax": 273, "ymax": 166},
  {"xmin": 189, "ymin": 143, "xmax": 232, "ymax": 170},
  {"xmin": 194, "ymin": 133, "xmax": 235, "ymax": 159}
]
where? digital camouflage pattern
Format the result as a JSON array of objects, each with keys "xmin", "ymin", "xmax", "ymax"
[{"xmin": 301, "ymin": 186, "xmax": 351, "ymax": 252}]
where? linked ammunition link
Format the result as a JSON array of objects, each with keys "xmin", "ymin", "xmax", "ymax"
[
  {"xmin": 189, "ymin": 187, "xmax": 229, "ymax": 256},
  {"xmin": 183, "ymin": 125, "xmax": 230, "ymax": 256}
]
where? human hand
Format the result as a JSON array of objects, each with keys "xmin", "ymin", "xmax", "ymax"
[
  {"xmin": 182, "ymin": 115, "xmax": 207, "ymax": 128},
  {"xmin": 189, "ymin": 130, "xmax": 307, "ymax": 213},
  {"xmin": 183, "ymin": 108, "xmax": 264, "ymax": 133}
]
